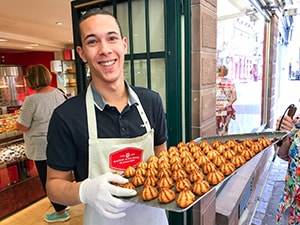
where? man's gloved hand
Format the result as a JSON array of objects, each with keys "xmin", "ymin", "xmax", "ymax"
[{"xmin": 79, "ymin": 172, "xmax": 137, "ymax": 219}]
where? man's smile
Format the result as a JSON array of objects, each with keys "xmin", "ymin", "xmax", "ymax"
[{"xmin": 100, "ymin": 60, "xmax": 116, "ymax": 66}]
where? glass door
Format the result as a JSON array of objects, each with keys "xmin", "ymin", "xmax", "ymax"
[{"xmin": 217, "ymin": 1, "xmax": 266, "ymax": 134}]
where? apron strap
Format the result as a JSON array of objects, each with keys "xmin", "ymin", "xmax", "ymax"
[
  {"xmin": 86, "ymin": 85, "xmax": 98, "ymax": 138},
  {"xmin": 129, "ymin": 90, "xmax": 151, "ymax": 133}
]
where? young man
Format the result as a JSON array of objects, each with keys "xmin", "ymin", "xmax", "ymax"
[{"xmin": 46, "ymin": 8, "xmax": 169, "ymax": 225}]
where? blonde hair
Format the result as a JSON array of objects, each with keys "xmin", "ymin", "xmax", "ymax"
[{"xmin": 25, "ymin": 64, "xmax": 52, "ymax": 90}]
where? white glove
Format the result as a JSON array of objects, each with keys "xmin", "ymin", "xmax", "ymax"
[{"xmin": 79, "ymin": 172, "xmax": 137, "ymax": 219}]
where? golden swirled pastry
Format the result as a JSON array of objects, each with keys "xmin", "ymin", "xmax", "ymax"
[
  {"xmin": 158, "ymin": 150, "xmax": 169, "ymax": 158},
  {"xmin": 242, "ymin": 138, "xmax": 253, "ymax": 148},
  {"xmin": 145, "ymin": 168, "xmax": 158, "ymax": 177},
  {"xmin": 141, "ymin": 185, "xmax": 158, "ymax": 201},
  {"xmin": 176, "ymin": 188, "xmax": 196, "ymax": 208},
  {"xmin": 158, "ymin": 161, "xmax": 171, "ymax": 170},
  {"xmin": 147, "ymin": 155, "xmax": 158, "ymax": 163},
  {"xmin": 189, "ymin": 145, "xmax": 201, "ymax": 154},
  {"xmin": 251, "ymin": 142, "xmax": 263, "ymax": 153},
  {"xmin": 184, "ymin": 161, "xmax": 199, "ymax": 174},
  {"xmin": 147, "ymin": 161, "xmax": 158, "ymax": 170},
  {"xmin": 124, "ymin": 166, "xmax": 136, "ymax": 178},
  {"xmin": 223, "ymin": 149, "xmax": 236, "ymax": 160},
  {"xmin": 216, "ymin": 144, "xmax": 227, "ymax": 155},
  {"xmin": 213, "ymin": 155, "xmax": 226, "ymax": 167},
  {"xmin": 212, "ymin": 140, "xmax": 223, "ymax": 149},
  {"xmin": 171, "ymin": 162, "xmax": 184, "ymax": 171},
  {"xmin": 169, "ymin": 155, "xmax": 182, "ymax": 165},
  {"xmin": 172, "ymin": 169, "xmax": 187, "ymax": 181},
  {"xmin": 158, "ymin": 155, "xmax": 169, "ymax": 164},
  {"xmin": 157, "ymin": 176, "xmax": 174, "ymax": 189},
  {"xmin": 195, "ymin": 155, "xmax": 211, "ymax": 167},
  {"xmin": 219, "ymin": 162, "xmax": 236, "ymax": 176},
  {"xmin": 168, "ymin": 146, "xmax": 179, "ymax": 154},
  {"xmin": 175, "ymin": 178, "xmax": 192, "ymax": 192},
  {"xmin": 206, "ymin": 149, "xmax": 220, "ymax": 161},
  {"xmin": 144, "ymin": 176, "xmax": 158, "ymax": 186},
  {"xmin": 122, "ymin": 182, "xmax": 136, "ymax": 190},
  {"xmin": 232, "ymin": 143, "xmax": 244, "ymax": 154},
  {"xmin": 192, "ymin": 180, "xmax": 211, "ymax": 196},
  {"xmin": 199, "ymin": 140, "xmax": 210, "ymax": 149},
  {"xmin": 158, "ymin": 188, "xmax": 176, "ymax": 204},
  {"xmin": 182, "ymin": 155, "xmax": 194, "ymax": 165},
  {"xmin": 189, "ymin": 169, "xmax": 204, "ymax": 183},
  {"xmin": 240, "ymin": 148, "xmax": 255, "ymax": 161},
  {"xmin": 188, "ymin": 140, "xmax": 198, "ymax": 149},
  {"xmin": 168, "ymin": 149, "xmax": 180, "ymax": 158},
  {"xmin": 259, "ymin": 136, "xmax": 272, "ymax": 148},
  {"xmin": 131, "ymin": 175, "xmax": 145, "ymax": 187},
  {"xmin": 158, "ymin": 168, "xmax": 172, "ymax": 178},
  {"xmin": 177, "ymin": 141, "xmax": 187, "ymax": 149},
  {"xmin": 135, "ymin": 167, "xmax": 146, "ymax": 176},
  {"xmin": 207, "ymin": 170, "xmax": 224, "ymax": 185},
  {"xmin": 202, "ymin": 162, "xmax": 216, "ymax": 174},
  {"xmin": 193, "ymin": 150, "xmax": 204, "ymax": 159},
  {"xmin": 230, "ymin": 155, "xmax": 246, "ymax": 168},
  {"xmin": 225, "ymin": 139, "xmax": 237, "ymax": 148},
  {"xmin": 137, "ymin": 161, "xmax": 148, "ymax": 170},
  {"xmin": 180, "ymin": 150, "xmax": 193, "ymax": 160}
]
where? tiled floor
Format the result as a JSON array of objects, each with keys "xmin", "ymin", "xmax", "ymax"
[{"xmin": 1, "ymin": 198, "xmax": 84, "ymax": 225}]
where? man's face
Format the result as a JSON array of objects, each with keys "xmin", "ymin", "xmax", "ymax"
[{"xmin": 76, "ymin": 14, "xmax": 127, "ymax": 84}]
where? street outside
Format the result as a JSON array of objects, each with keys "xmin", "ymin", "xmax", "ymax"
[{"xmin": 228, "ymin": 77, "xmax": 300, "ymax": 134}]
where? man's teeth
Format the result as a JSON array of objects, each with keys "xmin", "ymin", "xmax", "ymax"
[{"xmin": 100, "ymin": 60, "xmax": 115, "ymax": 66}]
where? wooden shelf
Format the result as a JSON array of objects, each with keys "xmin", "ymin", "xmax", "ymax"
[{"xmin": 0, "ymin": 176, "xmax": 45, "ymax": 219}]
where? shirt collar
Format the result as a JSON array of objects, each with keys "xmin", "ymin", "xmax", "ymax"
[{"xmin": 90, "ymin": 81, "xmax": 139, "ymax": 111}]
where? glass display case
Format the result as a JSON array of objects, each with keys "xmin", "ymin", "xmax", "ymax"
[
  {"xmin": 0, "ymin": 113, "xmax": 44, "ymax": 219},
  {"xmin": 0, "ymin": 65, "xmax": 27, "ymax": 108}
]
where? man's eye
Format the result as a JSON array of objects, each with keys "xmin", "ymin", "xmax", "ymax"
[
  {"xmin": 109, "ymin": 36, "xmax": 118, "ymax": 41},
  {"xmin": 87, "ymin": 39, "xmax": 97, "ymax": 45}
]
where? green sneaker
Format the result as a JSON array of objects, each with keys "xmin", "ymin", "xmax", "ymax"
[{"xmin": 44, "ymin": 211, "xmax": 70, "ymax": 223}]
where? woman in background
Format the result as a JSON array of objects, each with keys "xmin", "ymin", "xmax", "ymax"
[
  {"xmin": 15, "ymin": 64, "xmax": 69, "ymax": 223},
  {"xmin": 216, "ymin": 65, "xmax": 237, "ymax": 135},
  {"xmin": 276, "ymin": 112, "xmax": 300, "ymax": 224}
]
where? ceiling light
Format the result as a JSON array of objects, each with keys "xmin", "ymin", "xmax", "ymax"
[
  {"xmin": 0, "ymin": 38, "xmax": 8, "ymax": 42},
  {"xmin": 56, "ymin": 22, "xmax": 63, "ymax": 25},
  {"xmin": 29, "ymin": 43, "xmax": 39, "ymax": 47}
]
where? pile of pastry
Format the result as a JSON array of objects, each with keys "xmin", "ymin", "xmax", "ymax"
[{"xmin": 118, "ymin": 136, "xmax": 272, "ymax": 209}]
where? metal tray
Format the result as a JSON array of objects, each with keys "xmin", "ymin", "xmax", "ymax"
[{"xmin": 120, "ymin": 131, "xmax": 288, "ymax": 212}]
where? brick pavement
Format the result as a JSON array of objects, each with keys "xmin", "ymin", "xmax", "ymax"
[{"xmin": 250, "ymin": 156, "xmax": 288, "ymax": 225}]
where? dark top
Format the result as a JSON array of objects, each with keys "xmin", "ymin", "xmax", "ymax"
[{"xmin": 46, "ymin": 84, "xmax": 167, "ymax": 181}]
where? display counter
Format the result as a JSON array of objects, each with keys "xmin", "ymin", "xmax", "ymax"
[{"xmin": 0, "ymin": 120, "xmax": 45, "ymax": 219}]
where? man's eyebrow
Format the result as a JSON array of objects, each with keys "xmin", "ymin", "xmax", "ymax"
[
  {"xmin": 107, "ymin": 31, "xmax": 121, "ymax": 36},
  {"xmin": 83, "ymin": 31, "xmax": 120, "ymax": 41},
  {"xmin": 83, "ymin": 34, "xmax": 96, "ymax": 41}
]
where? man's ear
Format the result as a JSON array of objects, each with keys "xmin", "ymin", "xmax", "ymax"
[{"xmin": 76, "ymin": 46, "xmax": 87, "ymax": 63}]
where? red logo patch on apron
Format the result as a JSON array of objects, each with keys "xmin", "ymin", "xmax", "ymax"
[{"xmin": 109, "ymin": 147, "xmax": 144, "ymax": 170}]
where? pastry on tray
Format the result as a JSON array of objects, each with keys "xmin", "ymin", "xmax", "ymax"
[
  {"xmin": 176, "ymin": 188, "xmax": 196, "ymax": 208},
  {"xmin": 141, "ymin": 185, "xmax": 158, "ymax": 201},
  {"xmin": 158, "ymin": 188, "xmax": 176, "ymax": 204}
]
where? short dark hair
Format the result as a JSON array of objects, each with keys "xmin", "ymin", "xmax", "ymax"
[
  {"xmin": 78, "ymin": 8, "xmax": 123, "ymax": 46},
  {"xmin": 25, "ymin": 64, "xmax": 52, "ymax": 90}
]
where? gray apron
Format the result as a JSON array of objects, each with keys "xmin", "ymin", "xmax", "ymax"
[{"xmin": 83, "ymin": 84, "xmax": 168, "ymax": 225}]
